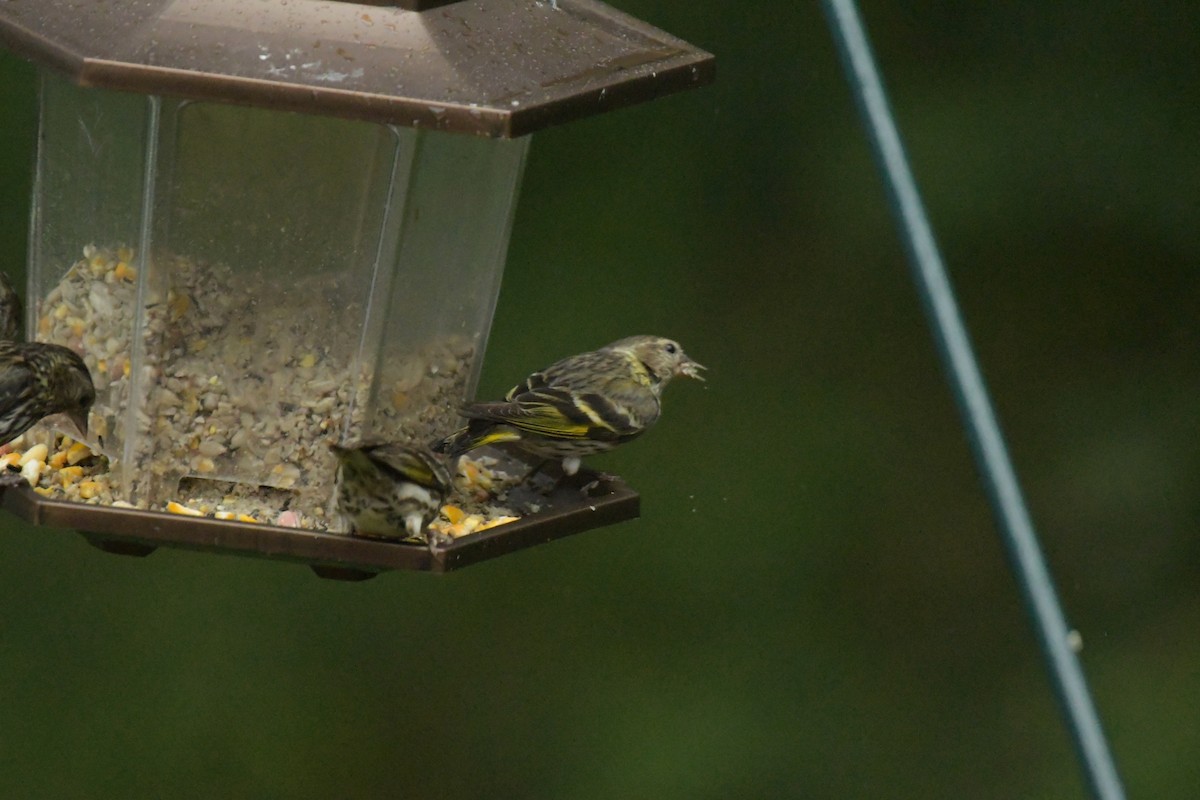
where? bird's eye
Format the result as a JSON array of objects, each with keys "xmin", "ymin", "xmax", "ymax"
[{"xmin": 665, "ymin": 342, "xmax": 678, "ymax": 354}]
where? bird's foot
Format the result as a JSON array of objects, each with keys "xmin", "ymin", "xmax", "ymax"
[{"xmin": 426, "ymin": 529, "xmax": 452, "ymax": 555}]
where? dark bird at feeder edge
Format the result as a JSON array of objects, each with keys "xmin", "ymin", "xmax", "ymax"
[
  {"xmin": 0, "ymin": 271, "xmax": 23, "ymax": 342},
  {"xmin": 330, "ymin": 442, "xmax": 453, "ymax": 549},
  {"xmin": 0, "ymin": 340, "xmax": 96, "ymax": 446},
  {"xmin": 434, "ymin": 335, "xmax": 706, "ymax": 478}
]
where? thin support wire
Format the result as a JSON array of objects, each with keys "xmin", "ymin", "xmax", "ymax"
[{"xmin": 819, "ymin": 3, "xmax": 1126, "ymax": 798}]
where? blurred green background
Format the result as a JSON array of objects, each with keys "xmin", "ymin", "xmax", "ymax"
[{"xmin": 3, "ymin": 3, "xmax": 1199, "ymax": 798}]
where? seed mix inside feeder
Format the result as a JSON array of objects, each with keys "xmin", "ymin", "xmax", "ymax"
[{"xmin": 0, "ymin": 0, "xmax": 712, "ymax": 576}]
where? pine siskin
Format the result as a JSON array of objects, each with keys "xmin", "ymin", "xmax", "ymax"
[
  {"xmin": 434, "ymin": 335, "xmax": 706, "ymax": 477},
  {"xmin": 330, "ymin": 442, "xmax": 452, "ymax": 547},
  {"xmin": 0, "ymin": 341, "xmax": 95, "ymax": 445},
  {"xmin": 0, "ymin": 271, "xmax": 23, "ymax": 342}
]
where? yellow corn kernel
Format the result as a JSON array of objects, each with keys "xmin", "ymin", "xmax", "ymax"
[
  {"xmin": 96, "ymin": 359, "xmax": 108, "ymax": 375},
  {"xmin": 38, "ymin": 316, "xmax": 52, "ymax": 336},
  {"xmin": 237, "ymin": 514, "xmax": 257, "ymax": 523},
  {"xmin": 299, "ymin": 353, "xmax": 317, "ymax": 368},
  {"xmin": 58, "ymin": 466, "xmax": 85, "ymax": 485},
  {"xmin": 457, "ymin": 514, "xmax": 484, "ymax": 536},
  {"xmin": 113, "ymin": 261, "xmax": 137, "ymax": 281},
  {"xmin": 441, "ymin": 504, "xmax": 465, "ymax": 525},
  {"xmin": 33, "ymin": 486, "xmax": 55, "ymax": 497},
  {"xmin": 67, "ymin": 442, "xmax": 94, "ymax": 465},
  {"xmin": 117, "ymin": 245, "xmax": 134, "ymax": 263},
  {"xmin": 476, "ymin": 516, "xmax": 519, "ymax": 532},
  {"xmin": 461, "ymin": 460, "xmax": 494, "ymax": 490},
  {"xmin": 78, "ymin": 481, "xmax": 102, "ymax": 499},
  {"xmin": 53, "ymin": 303, "xmax": 70, "ymax": 320},
  {"xmin": 0, "ymin": 452, "xmax": 21, "ymax": 469},
  {"xmin": 214, "ymin": 511, "xmax": 236, "ymax": 520},
  {"xmin": 123, "ymin": 360, "xmax": 131, "ymax": 378},
  {"xmin": 48, "ymin": 450, "xmax": 68, "ymax": 470},
  {"xmin": 18, "ymin": 444, "xmax": 48, "ymax": 467},
  {"xmin": 166, "ymin": 501, "xmax": 204, "ymax": 516}
]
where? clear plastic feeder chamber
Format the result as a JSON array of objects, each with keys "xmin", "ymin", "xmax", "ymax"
[{"xmin": 0, "ymin": 0, "xmax": 712, "ymax": 576}]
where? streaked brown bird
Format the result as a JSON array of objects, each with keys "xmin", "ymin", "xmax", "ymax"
[
  {"xmin": 0, "ymin": 341, "xmax": 95, "ymax": 445},
  {"xmin": 434, "ymin": 335, "xmax": 706, "ymax": 477},
  {"xmin": 330, "ymin": 442, "xmax": 452, "ymax": 547},
  {"xmin": 0, "ymin": 271, "xmax": 23, "ymax": 342}
]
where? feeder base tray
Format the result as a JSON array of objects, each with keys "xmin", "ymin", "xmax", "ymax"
[{"xmin": 0, "ymin": 464, "xmax": 639, "ymax": 579}]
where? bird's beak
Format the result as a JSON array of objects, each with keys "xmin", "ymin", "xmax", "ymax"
[
  {"xmin": 679, "ymin": 358, "xmax": 707, "ymax": 381},
  {"xmin": 67, "ymin": 408, "xmax": 89, "ymax": 438}
]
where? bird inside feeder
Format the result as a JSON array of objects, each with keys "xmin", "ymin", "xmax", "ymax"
[{"xmin": 0, "ymin": 0, "xmax": 714, "ymax": 575}]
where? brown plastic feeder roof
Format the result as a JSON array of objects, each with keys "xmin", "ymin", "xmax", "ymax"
[{"xmin": 0, "ymin": 0, "xmax": 714, "ymax": 137}]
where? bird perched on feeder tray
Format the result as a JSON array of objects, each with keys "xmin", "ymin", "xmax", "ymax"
[
  {"xmin": 330, "ymin": 442, "xmax": 452, "ymax": 549},
  {"xmin": 0, "ymin": 341, "xmax": 95, "ymax": 446},
  {"xmin": 434, "ymin": 335, "xmax": 706, "ymax": 478},
  {"xmin": 0, "ymin": 271, "xmax": 23, "ymax": 342}
]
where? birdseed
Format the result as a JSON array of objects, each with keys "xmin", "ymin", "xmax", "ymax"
[{"xmin": 14, "ymin": 243, "xmax": 522, "ymax": 536}]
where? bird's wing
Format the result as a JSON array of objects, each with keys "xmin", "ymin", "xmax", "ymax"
[
  {"xmin": 365, "ymin": 444, "xmax": 448, "ymax": 490},
  {"xmin": 465, "ymin": 387, "xmax": 641, "ymax": 442},
  {"xmin": 0, "ymin": 351, "xmax": 32, "ymax": 416}
]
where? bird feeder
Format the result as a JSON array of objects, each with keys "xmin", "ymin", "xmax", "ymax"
[{"xmin": 0, "ymin": 0, "xmax": 713, "ymax": 578}]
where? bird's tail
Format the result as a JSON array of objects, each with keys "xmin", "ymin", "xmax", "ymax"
[{"xmin": 433, "ymin": 421, "xmax": 520, "ymax": 458}]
